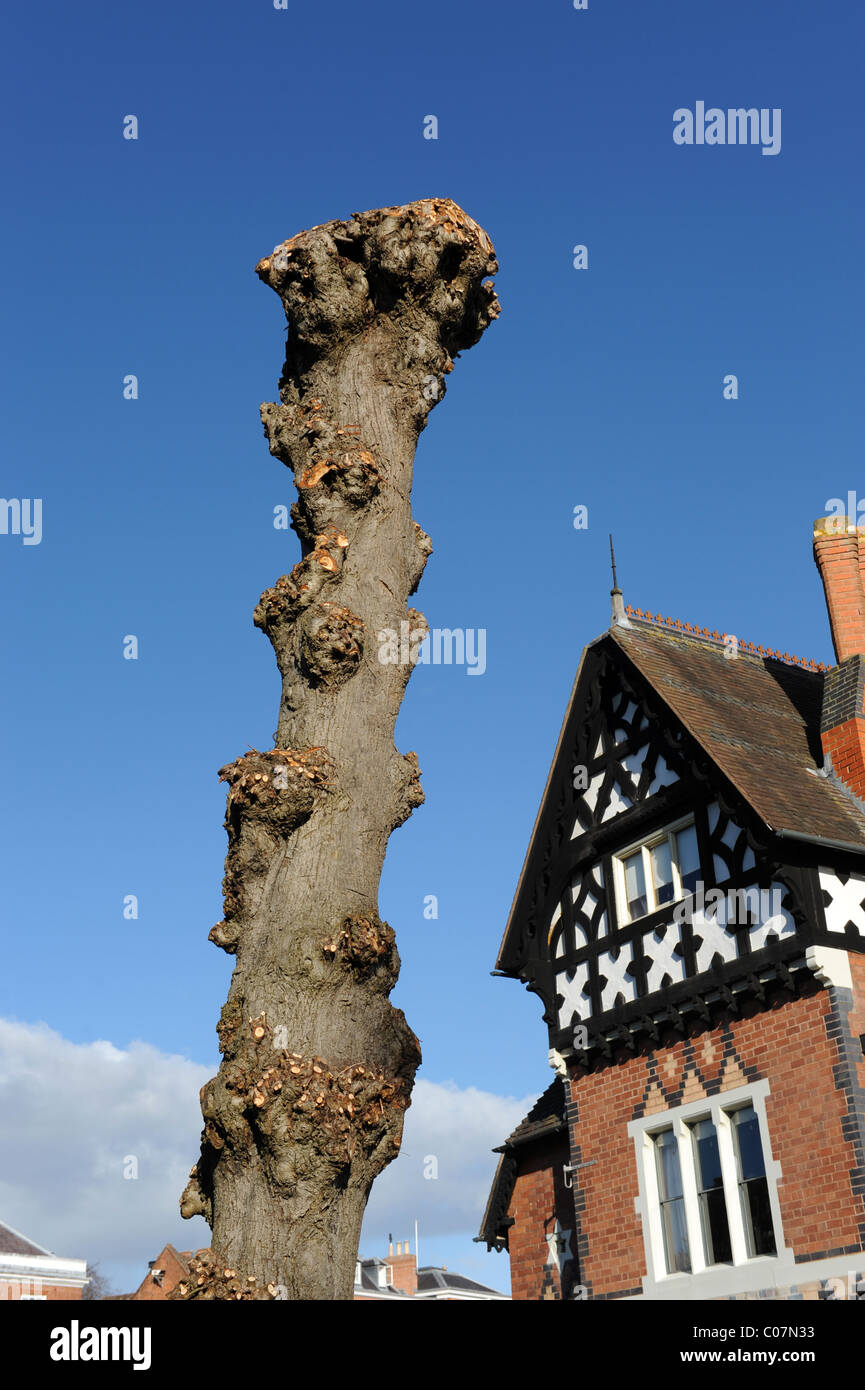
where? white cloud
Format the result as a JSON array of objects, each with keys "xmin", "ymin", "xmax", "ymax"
[
  {"xmin": 361, "ymin": 1078, "xmax": 532, "ymax": 1251},
  {"xmin": 0, "ymin": 1019, "xmax": 532, "ymax": 1296},
  {"xmin": 0, "ymin": 1018, "xmax": 212, "ymax": 1294}
]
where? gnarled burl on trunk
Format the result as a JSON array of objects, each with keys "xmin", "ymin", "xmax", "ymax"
[{"xmin": 175, "ymin": 199, "xmax": 499, "ymax": 1301}]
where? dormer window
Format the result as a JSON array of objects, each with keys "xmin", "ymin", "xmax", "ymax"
[{"xmin": 613, "ymin": 818, "xmax": 700, "ymax": 924}]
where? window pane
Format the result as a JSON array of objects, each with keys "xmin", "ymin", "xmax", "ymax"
[
  {"xmin": 654, "ymin": 1130, "xmax": 690, "ymax": 1274},
  {"xmin": 624, "ymin": 852, "xmax": 647, "ymax": 918},
  {"xmin": 691, "ymin": 1119, "xmax": 732, "ymax": 1265},
  {"xmin": 740, "ymin": 1179, "xmax": 777, "ymax": 1257},
  {"xmin": 731, "ymin": 1107, "xmax": 777, "ymax": 1257},
  {"xmin": 655, "ymin": 1128, "xmax": 683, "ymax": 1199},
  {"xmin": 703, "ymin": 1187, "xmax": 733, "ymax": 1264},
  {"xmin": 732, "ymin": 1107, "xmax": 766, "ymax": 1181},
  {"xmin": 676, "ymin": 824, "xmax": 700, "ymax": 894},
  {"xmin": 692, "ymin": 1118, "xmax": 723, "ymax": 1190},
  {"xmin": 651, "ymin": 839, "xmax": 674, "ymax": 905},
  {"xmin": 662, "ymin": 1198, "xmax": 691, "ymax": 1274}
]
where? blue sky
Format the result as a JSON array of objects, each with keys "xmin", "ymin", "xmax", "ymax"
[{"xmin": 0, "ymin": 0, "xmax": 862, "ymax": 1294}]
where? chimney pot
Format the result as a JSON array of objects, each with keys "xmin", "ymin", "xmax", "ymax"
[
  {"xmin": 814, "ymin": 516, "xmax": 865, "ymax": 801},
  {"xmin": 813, "ymin": 516, "xmax": 865, "ymax": 663}
]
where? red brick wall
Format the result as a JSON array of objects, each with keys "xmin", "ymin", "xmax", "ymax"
[
  {"xmin": 131, "ymin": 1245, "xmax": 192, "ymax": 1300},
  {"xmin": 813, "ymin": 520, "xmax": 865, "ymax": 662},
  {"xmin": 852, "ymin": 948, "xmax": 865, "ymax": 1051},
  {"xmin": 507, "ymin": 1133, "xmax": 574, "ymax": 1301},
  {"xmin": 821, "ymin": 718, "xmax": 865, "ymax": 801},
  {"xmin": 566, "ymin": 973, "xmax": 865, "ymax": 1299},
  {"xmin": 1, "ymin": 1281, "xmax": 83, "ymax": 1300},
  {"xmin": 386, "ymin": 1249, "xmax": 417, "ymax": 1296}
]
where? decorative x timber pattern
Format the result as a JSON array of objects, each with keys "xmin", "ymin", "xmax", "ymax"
[
  {"xmin": 573, "ymin": 689, "xmax": 680, "ymax": 839},
  {"xmin": 505, "ymin": 647, "xmax": 865, "ymax": 1063},
  {"xmin": 551, "ymin": 798, "xmax": 800, "ymax": 1048},
  {"xmin": 819, "ymin": 869, "xmax": 865, "ymax": 940}
]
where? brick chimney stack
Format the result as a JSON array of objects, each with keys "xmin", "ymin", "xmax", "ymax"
[
  {"xmin": 814, "ymin": 515, "xmax": 865, "ymax": 800},
  {"xmin": 385, "ymin": 1237, "xmax": 418, "ymax": 1296}
]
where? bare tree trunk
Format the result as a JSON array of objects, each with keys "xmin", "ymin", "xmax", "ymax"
[{"xmin": 176, "ymin": 199, "xmax": 499, "ymax": 1301}]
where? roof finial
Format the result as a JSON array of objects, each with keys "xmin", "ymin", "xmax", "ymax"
[{"xmin": 609, "ymin": 533, "xmax": 631, "ymax": 627}]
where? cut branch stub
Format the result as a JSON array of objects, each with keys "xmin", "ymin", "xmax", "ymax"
[
  {"xmin": 183, "ymin": 197, "xmax": 498, "ymax": 1301},
  {"xmin": 299, "ymin": 603, "xmax": 365, "ymax": 689},
  {"xmin": 256, "ymin": 197, "xmax": 499, "ymax": 410},
  {"xmin": 219, "ymin": 745, "xmax": 332, "ymax": 840},
  {"xmin": 322, "ymin": 912, "xmax": 399, "ymax": 989},
  {"xmin": 210, "ymin": 747, "xmax": 333, "ymax": 954},
  {"xmin": 260, "ymin": 401, "xmax": 382, "ymax": 529}
]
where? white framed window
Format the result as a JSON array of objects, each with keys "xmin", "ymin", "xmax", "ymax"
[
  {"xmin": 376, "ymin": 1263, "xmax": 394, "ymax": 1289},
  {"xmin": 628, "ymin": 1080, "xmax": 794, "ymax": 1299},
  {"xmin": 612, "ymin": 817, "xmax": 700, "ymax": 924}
]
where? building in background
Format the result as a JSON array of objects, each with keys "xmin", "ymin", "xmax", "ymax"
[
  {"xmin": 111, "ymin": 1235, "xmax": 508, "ymax": 1300},
  {"xmin": 0, "ymin": 1220, "xmax": 89, "ymax": 1299},
  {"xmin": 115, "ymin": 1243, "xmax": 210, "ymax": 1301},
  {"xmin": 354, "ymin": 1237, "xmax": 508, "ymax": 1300},
  {"xmin": 481, "ymin": 517, "xmax": 865, "ymax": 1301}
]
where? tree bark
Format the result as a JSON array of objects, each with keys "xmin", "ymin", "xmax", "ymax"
[{"xmin": 175, "ymin": 199, "xmax": 499, "ymax": 1301}]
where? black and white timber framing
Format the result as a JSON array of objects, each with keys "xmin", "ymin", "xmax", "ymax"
[{"xmin": 496, "ymin": 624, "xmax": 865, "ymax": 1066}]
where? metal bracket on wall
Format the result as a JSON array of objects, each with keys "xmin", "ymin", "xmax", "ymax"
[{"xmin": 563, "ymin": 1159, "xmax": 597, "ymax": 1188}]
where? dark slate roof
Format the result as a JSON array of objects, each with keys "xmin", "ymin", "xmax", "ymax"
[
  {"xmin": 416, "ymin": 1267, "xmax": 505, "ymax": 1296},
  {"xmin": 0, "ymin": 1221, "xmax": 52, "ymax": 1257},
  {"xmin": 610, "ymin": 621, "xmax": 865, "ymax": 849},
  {"xmin": 355, "ymin": 1258, "xmax": 411, "ymax": 1298},
  {"xmin": 502, "ymin": 1077, "xmax": 566, "ymax": 1148}
]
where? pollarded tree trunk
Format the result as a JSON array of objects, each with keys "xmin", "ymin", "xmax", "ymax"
[{"xmin": 176, "ymin": 199, "xmax": 499, "ymax": 1301}]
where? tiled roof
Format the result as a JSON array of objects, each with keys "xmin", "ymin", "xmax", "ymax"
[
  {"xmin": 502, "ymin": 1078, "xmax": 566, "ymax": 1148},
  {"xmin": 610, "ymin": 620, "xmax": 865, "ymax": 850},
  {"xmin": 0, "ymin": 1221, "xmax": 52, "ymax": 1257}
]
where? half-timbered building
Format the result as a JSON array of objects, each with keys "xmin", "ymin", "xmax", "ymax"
[{"xmin": 479, "ymin": 517, "xmax": 865, "ymax": 1301}]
